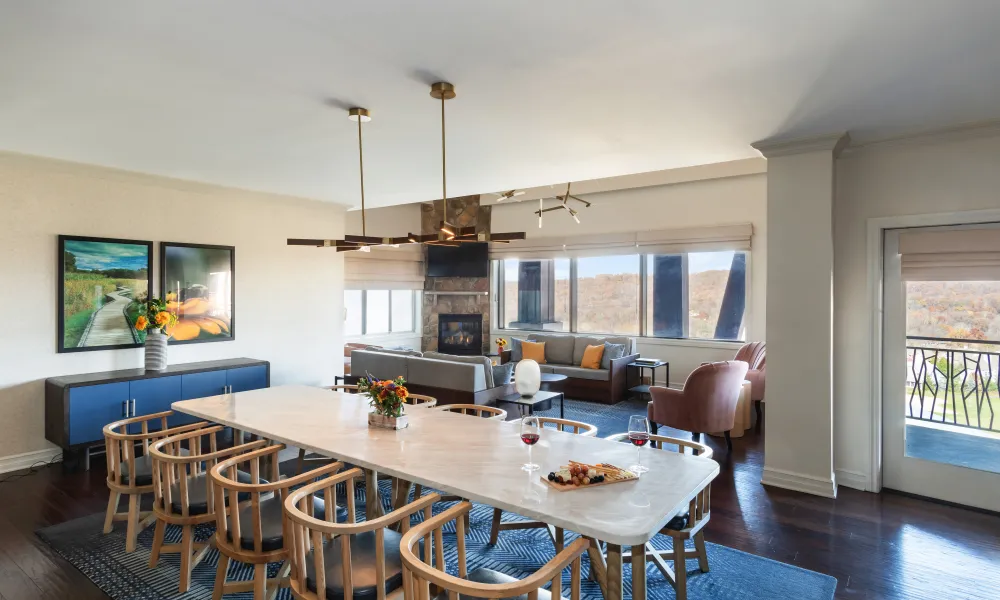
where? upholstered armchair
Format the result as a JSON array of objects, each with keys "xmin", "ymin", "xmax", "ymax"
[
  {"xmin": 733, "ymin": 341, "xmax": 766, "ymax": 428},
  {"xmin": 646, "ymin": 361, "xmax": 749, "ymax": 452}
]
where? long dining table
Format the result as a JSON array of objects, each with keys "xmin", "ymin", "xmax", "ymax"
[{"xmin": 172, "ymin": 384, "xmax": 719, "ymax": 600}]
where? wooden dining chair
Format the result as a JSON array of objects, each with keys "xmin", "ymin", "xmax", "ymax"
[
  {"xmin": 283, "ymin": 467, "xmax": 442, "ymax": 600},
  {"xmin": 489, "ymin": 416, "xmax": 597, "ymax": 545},
  {"xmin": 603, "ymin": 432, "xmax": 714, "ymax": 600},
  {"xmin": 210, "ymin": 445, "xmax": 348, "ymax": 599},
  {"xmin": 148, "ymin": 425, "xmax": 271, "ymax": 593},
  {"xmin": 435, "ymin": 404, "xmax": 507, "ymax": 420},
  {"xmin": 402, "ymin": 502, "xmax": 589, "ymax": 600},
  {"xmin": 102, "ymin": 411, "xmax": 208, "ymax": 552}
]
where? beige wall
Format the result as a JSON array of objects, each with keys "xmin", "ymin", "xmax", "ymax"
[
  {"xmin": 490, "ymin": 173, "xmax": 767, "ymax": 385},
  {"xmin": 0, "ymin": 153, "xmax": 346, "ymax": 464},
  {"xmin": 345, "ymin": 203, "xmax": 422, "ymax": 238},
  {"xmin": 833, "ymin": 130, "xmax": 1000, "ymax": 490}
]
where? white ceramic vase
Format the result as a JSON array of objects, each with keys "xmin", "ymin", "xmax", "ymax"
[
  {"xmin": 144, "ymin": 329, "xmax": 168, "ymax": 372},
  {"xmin": 515, "ymin": 359, "xmax": 541, "ymax": 397}
]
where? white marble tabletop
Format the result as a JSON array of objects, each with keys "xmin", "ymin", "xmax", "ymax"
[{"xmin": 172, "ymin": 384, "xmax": 719, "ymax": 545}]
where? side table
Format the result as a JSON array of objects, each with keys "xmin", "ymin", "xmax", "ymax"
[{"xmin": 626, "ymin": 360, "xmax": 669, "ymax": 399}]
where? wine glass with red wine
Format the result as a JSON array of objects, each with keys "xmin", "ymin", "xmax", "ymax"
[
  {"xmin": 628, "ymin": 415, "xmax": 650, "ymax": 474},
  {"xmin": 520, "ymin": 415, "xmax": 540, "ymax": 472}
]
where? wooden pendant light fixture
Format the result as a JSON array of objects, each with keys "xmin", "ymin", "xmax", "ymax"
[{"xmin": 288, "ymin": 82, "xmax": 525, "ymax": 249}]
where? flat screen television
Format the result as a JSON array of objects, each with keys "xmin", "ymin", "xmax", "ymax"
[{"xmin": 426, "ymin": 242, "xmax": 489, "ymax": 277}]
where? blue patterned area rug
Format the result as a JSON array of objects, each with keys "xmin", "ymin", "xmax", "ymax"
[{"xmin": 38, "ymin": 480, "xmax": 836, "ymax": 600}]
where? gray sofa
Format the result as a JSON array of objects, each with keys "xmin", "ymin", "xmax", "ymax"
[
  {"xmin": 347, "ymin": 349, "xmax": 516, "ymax": 406},
  {"xmin": 507, "ymin": 333, "xmax": 638, "ymax": 404}
]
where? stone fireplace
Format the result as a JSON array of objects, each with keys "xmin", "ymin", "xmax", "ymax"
[
  {"xmin": 421, "ymin": 195, "xmax": 492, "ymax": 354},
  {"xmin": 437, "ymin": 314, "xmax": 483, "ymax": 355}
]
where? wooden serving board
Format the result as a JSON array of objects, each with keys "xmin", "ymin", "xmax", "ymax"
[{"xmin": 540, "ymin": 469, "xmax": 639, "ymax": 492}]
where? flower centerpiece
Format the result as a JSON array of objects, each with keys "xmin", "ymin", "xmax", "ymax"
[
  {"xmin": 496, "ymin": 337, "xmax": 509, "ymax": 354},
  {"xmin": 358, "ymin": 374, "xmax": 410, "ymax": 430},
  {"xmin": 133, "ymin": 297, "xmax": 178, "ymax": 372}
]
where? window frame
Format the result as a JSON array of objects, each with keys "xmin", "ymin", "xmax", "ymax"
[
  {"xmin": 493, "ymin": 252, "xmax": 750, "ymax": 343},
  {"xmin": 347, "ymin": 289, "xmax": 419, "ymax": 336}
]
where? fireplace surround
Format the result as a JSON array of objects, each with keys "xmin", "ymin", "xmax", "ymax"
[{"xmin": 438, "ymin": 314, "xmax": 483, "ymax": 356}]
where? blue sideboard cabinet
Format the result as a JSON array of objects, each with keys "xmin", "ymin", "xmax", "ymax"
[{"xmin": 45, "ymin": 358, "xmax": 269, "ymax": 470}]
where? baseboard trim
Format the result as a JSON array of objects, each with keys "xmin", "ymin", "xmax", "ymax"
[
  {"xmin": 0, "ymin": 448, "xmax": 62, "ymax": 475},
  {"xmin": 835, "ymin": 468, "xmax": 870, "ymax": 492},
  {"xmin": 761, "ymin": 466, "xmax": 838, "ymax": 498}
]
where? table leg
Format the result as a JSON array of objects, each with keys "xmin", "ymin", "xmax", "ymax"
[
  {"xmin": 392, "ymin": 477, "xmax": 412, "ymax": 510},
  {"xmin": 631, "ymin": 543, "xmax": 647, "ymax": 600},
  {"xmin": 585, "ymin": 538, "xmax": 607, "ymax": 596},
  {"xmin": 605, "ymin": 543, "xmax": 623, "ymax": 600},
  {"xmin": 365, "ymin": 469, "xmax": 385, "ymax": 519},
  {"xmin": 560, "ymin": 393, "xmax": 564, "ymax": 419}
]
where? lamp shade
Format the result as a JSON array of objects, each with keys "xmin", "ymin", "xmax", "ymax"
[{"xmin": 514, "ymin": 359, "xmax": 541, "ymax": 397}]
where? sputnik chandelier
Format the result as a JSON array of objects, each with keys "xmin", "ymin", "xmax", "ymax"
[
  {"xmin": 288, "ymin": 82, "xmax": 526, "ymax": 250},
  {"xmin": 534, "ymin": 181, "xmax": 592, "ymax": 228}
]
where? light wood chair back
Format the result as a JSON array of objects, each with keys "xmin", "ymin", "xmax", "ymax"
[
  {"xmin": 210, "ymin": 444, "xmax": 346, "ymax": 598},
  {"xmin": 604, "ymin": 432, "xmax": 715, "ymax": 600},
  {"xmin": 283, "ymin": 468, "xmax": 442, "ymax": 600},
  {"xmin": 536, "ymin": 416, "xmax": 598, "ymax": 436},
  {"xmin": 148, "ymin": 425, "xmax": 270, "ymax": 593},
  {"xmin": 101, "ymin": 411, "xmax": 208, "ymax": 552},
  {"xmin": 404, "ymin": 392, "xmax": 437, "ymax": 407},
  {"xmin": 436, "ymin": 404, "xmax": 507, "ymax": 420},
  {"xmin": 326, "ymin": 384, "xmax": 359, "ymax": 393},
  {"xmin": 402, "ymin": 502, "xmax": 588, "ymax": 600}
]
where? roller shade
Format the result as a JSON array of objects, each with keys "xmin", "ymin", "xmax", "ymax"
[
  {"xmin": 345, "ymin": 245, "xmax": 425, "ymax": 290},
  {"xmin": 489, "ymin": 224, "xmax": 752, "ymax": 259},
  {"xmin": 899, "ymin": 227, "xmax": 1000, "ymax": 281}
]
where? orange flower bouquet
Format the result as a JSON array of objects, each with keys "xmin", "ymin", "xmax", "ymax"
[
  {"xmin": 358, "ymin": 374, "xmax": 410, "ymax": 429},
  {"xmin": 133, "ymin": 297, "xmax": 178, "ymax": 336}
]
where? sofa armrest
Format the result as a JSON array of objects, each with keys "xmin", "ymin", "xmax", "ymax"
[{"xmin": 607, "ymin": 353, "xmax": 639, "ymax": 404}]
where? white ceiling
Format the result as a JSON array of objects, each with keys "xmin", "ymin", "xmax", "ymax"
[{"xmin": 2, "ymin": 1, "xmax": 999, "ymax": 208}]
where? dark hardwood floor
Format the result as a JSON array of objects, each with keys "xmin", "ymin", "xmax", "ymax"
[{"xmin": 0, "ymin": 425, "xmax": 998, "ymax": 600}]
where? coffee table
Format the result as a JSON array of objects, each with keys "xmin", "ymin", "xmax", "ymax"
[
  {"xmin": 498, "ymin": 389, "xmax": 565, "ymax": 419},
  {"xmin": 539, "ymin": 373, "xmax": 568, "ymax": 391}
]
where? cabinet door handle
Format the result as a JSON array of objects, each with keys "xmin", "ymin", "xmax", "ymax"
[
  {"xmin": 121, "ymin": 401, "xmax": 127, "ymax": 418},
  {"xmin": 130, "ymin": 399, "xmax": 136, "ymax": 417}
]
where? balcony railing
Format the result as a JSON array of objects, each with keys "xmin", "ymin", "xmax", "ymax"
[{"xmin": 906, "ymin": 336, "xmax": 999, "ymax": 432}]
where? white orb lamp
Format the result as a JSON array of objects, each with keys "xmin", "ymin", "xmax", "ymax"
[{"xmin": 514, "ymin": 359, "xmax": 541, "ymax": 397}]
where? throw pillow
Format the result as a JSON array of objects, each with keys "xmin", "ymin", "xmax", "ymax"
[
  {"xmin": 510, "ymin": 337, "xmax": 526, "ymax": 362},
  {"xmin": 492, "ymin": 362, "xmax": 515, "ymax": 385},
  {"xmin": 521, "ymin": 340, "xmax": 546, "ymax": 363},
  {"xmin": 601, "ymin": 342, "xmax": 626, "ymax": 370},
  {"xmin": 580, "ymin": 344, "xmax": 605, "ymax": 369}
]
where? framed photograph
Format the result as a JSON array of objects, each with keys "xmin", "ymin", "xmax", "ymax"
[
  {"xmin": 160, "ymin": 242, "xmax": 235, "ymax": 344},
  {"xmin": 58, "ymin": 235, "xmax": 153, "ymax": 353}
]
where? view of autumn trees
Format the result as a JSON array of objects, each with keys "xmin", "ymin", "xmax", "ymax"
[
  {"xmin": 503, "ymin": 265, "xmax": 738, "ymax": 338},
  {"xmin": 906, "ymin": 281, "xmax": 1000, "ymax": 342}
]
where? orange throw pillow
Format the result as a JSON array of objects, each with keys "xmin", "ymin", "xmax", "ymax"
[
  {"xmin": 580, "ymin": 344, "xmax": 605, "ymax": 369},
  {"xmin": 521, "ymin": 340, "xmax": 546, "ymax": 363}
]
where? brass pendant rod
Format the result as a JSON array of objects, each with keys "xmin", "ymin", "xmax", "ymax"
[
  {"xmin": 358, "ymin": 112, "xmax": 366, "ymax": 236},
  {"xmin": 440, "ymin": 92, "xmax": 447, "ymax": 225}
]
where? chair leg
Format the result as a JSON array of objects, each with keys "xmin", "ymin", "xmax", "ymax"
[
  {"xmin": 296, "ymin": 448, "xmax": 306, "ymax": 475},
  {"xmin": 724, "ymin": 430, "xmax": 733, "ymax": 453},
  {"xmin": 178, "ymin": 525, "xmax": 194, "ymax": 593},
  {"xmin": 253, "ymin": 563, "xmax": 267, "ymax": 598},
  {"xmin": 650, "ymin": 421, "xmax": 658, "ymax": 435},
  {"xmin": 755, "ymin": 400, "xmax": 763, "ymax": 431},
  {"xmin": 489, "ymin": 508, "xmax": 502, "ymax": 545},
  {"xmin": 693, "ymin": 531, "xmax": 710, "ymax": 573},
  {"xmin": 413, "ymin": 483, "xmax": 423, "ymax": 499},
  {"xmin": 149, "ymin": 519, "xmax": 166, "ymax": 568},
  {"xmin": 212, "ymin": 556, "xmax": 229, "ymax": 600},
  {"xmin": 103, "ymin": 492, "xmax": 120, "ymax": 534},
  {"xmin": 673, "ymin": 538, "xmax": 688, "ymax": 600},
  {"xmin": 125, "ymin": 494, "xmax": 140, "ymax": 553}
]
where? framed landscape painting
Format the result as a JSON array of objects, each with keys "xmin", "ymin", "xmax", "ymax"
[
  {"xmin": 58, "ymin": 235, "xmax": 153, "ymax": 352},
  {"xmin": 160, "ymin": 242, "xmax": 235, "ymax": 344}
]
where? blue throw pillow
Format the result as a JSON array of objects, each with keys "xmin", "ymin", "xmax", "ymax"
[
  {"xmin": 492, "ymin": 362, "xmax": 514, "ymax": 386},
  {"xmin": 509, "ymin": 337, "xmax": 526, "ymax": 362},
  {"xmin": 601, "ymin": 342, "xmax": 626, "ymax": 370}
]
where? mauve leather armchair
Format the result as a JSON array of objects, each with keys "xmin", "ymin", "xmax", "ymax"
[
  {"xmin": 646, "ymin": 361, "xmax": 749, "ymax": 452},
  {"xmin": 733, "ymin": 341, "xmax": 766, "ymax": 429}
]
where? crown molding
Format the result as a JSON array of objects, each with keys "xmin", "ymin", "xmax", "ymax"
[
  {"xmin": 841, "ymin": 119, "xmax": 1000, "ymax": 155},
  {"xmin": 751, "ymin": 132, "xmax": 850, "ymax": 159}
]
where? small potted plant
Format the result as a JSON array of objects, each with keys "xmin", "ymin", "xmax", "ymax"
[
  {"xmin": 133, "ymin": 297, "xmax": 178, "ymax": 372},
  {"xmin": 358, "ymin": 374, "xmax": 410, "ymax": 430},
  {"xmin": 495, "ymin": 337, "xmax": 508, "ymax": 355}
]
